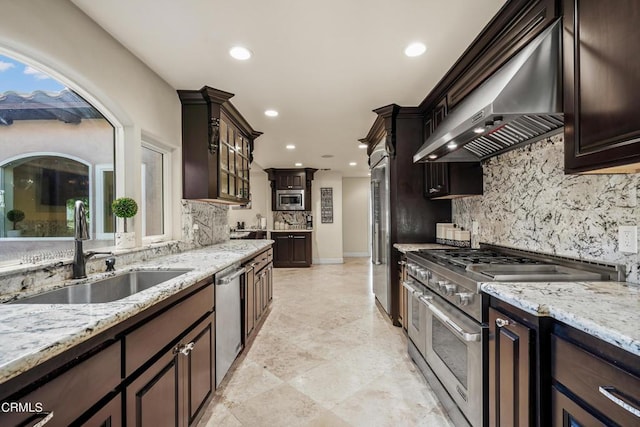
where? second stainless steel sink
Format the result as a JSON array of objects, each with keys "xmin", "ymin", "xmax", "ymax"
[{"xmin": 9, "ymin": 269, "xmax": 192, "ymax": 304}]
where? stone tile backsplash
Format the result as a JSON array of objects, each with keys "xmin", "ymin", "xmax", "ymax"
[{"xmin": 452, "ymin": 134, "xmax": 640, "ymax": 284}]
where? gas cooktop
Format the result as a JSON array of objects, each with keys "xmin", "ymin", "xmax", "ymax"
[
  {"xmin": 416, "ymin": 248, "xmax": 546, "ymax": 269},
  {"xmin": 412, "ymin": 246, "xmax": 613, "ymax": 282}
]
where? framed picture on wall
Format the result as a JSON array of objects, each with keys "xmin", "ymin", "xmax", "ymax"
[{"xmin": 320, "ymin": 187, "xmax": 333, "ymax": 223}]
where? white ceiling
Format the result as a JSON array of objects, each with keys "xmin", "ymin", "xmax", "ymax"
[{"xmin": 71, "ymin": 0, "xmax": 506, "ymax": 177}]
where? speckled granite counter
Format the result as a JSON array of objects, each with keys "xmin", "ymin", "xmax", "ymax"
[
  {"xmin": 0, "ymin": 240, "xmax": 272, "ymax": 384},
  {"xmin": 481, "ymin": 281, "xmax": 640, "ymax": 356},
  {"xmin": 393, "ymin": 243, "xmax": 453, "ymax": 253}
]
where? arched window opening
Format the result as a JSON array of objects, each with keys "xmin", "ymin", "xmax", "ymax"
[{"xmin": 0, "ymin": 53, "xmax": 115, "ymax": 262}]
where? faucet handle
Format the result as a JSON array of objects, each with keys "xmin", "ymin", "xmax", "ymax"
[{"xmin": 105, "ymin": 257, "xmax": 116, "ymax": 272}]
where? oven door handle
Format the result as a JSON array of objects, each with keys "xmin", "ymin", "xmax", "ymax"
[
  {"xmin": 402, "ymin": 280, "xmax": 421, "ymax": 295},
  {"xmin": 423, "ymin": 298, "xmax": 481, "ymax": 342}
]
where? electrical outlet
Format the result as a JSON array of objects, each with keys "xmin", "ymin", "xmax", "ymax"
[
  {"xmin": 618, "ymin": 225, "xmax": 638, "ymax": 253},
  {"xmin": 472, "ymin": 221, "xmax": 479, "ymax": 235}
]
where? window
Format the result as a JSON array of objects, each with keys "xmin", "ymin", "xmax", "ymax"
[
  {"xmin": 0, "ymin": 53, "xmax": 115, "ymax": 263},
  {"xmin": 141, "ymin": 142, "xmax": 170, "ymax": 241}
]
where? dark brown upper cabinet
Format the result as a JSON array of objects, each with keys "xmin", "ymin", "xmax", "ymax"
[
  {"xmin": 275, "ymin": 170, "xmax": 305, "ymax": 190},
  {"xmin": 265, "ymin": 168, "xmax": 316, "ymax": 211},
  {"xmin": 425, "ymin": 162, "xmax": 483, "ymax": 199},
  {"xmin": 563, "ymin": 0, "xmax": 640, "ymax": 174},
  {"xmin": 178, "ymin": 86, "xmax": 262, "ymax": 204}
]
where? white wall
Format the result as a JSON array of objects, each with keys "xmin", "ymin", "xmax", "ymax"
[
  {"xmin": 0, "ymin": 0, "xmax": 182, "ymax": 242},
  {"xmin": 228, "ymin": 169, "xmax": 270, "ymax": 229},
  {"xmin": 311, "ymin": 170, "xmax": 343, "ymax": 264},
  {"xmin": 342, "ymin": 177, "xmax": 370, "ymax": 257}
]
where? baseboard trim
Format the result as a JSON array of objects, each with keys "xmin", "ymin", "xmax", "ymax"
[
  {"xmin": 343, "ymin": 252, "xmax": 370, "ymax": 257},
  {"xmin": 312, "ymin": 258, "xmax": 344, "ymax": 264}
]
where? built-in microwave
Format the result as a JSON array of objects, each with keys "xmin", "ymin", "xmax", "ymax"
[{"xmin": 275, "ymin": 189, "xmax": 305, "ymax": 210}]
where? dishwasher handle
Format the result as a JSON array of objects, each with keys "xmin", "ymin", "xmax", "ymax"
[{"xmin": 217, "ymin": 268, "xmax": 244, "ymax": 285}]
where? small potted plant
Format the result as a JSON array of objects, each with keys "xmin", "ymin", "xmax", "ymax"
[
  {"xmin": 6, "ymin": 209, "xmax": 25, "ymax": 237},
  {"xmin": 112, "ymin": 197, "xmax": 138, "ymax": 248}
]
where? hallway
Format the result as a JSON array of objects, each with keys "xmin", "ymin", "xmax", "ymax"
[{"xmin": 198, "ymin": 258, "xmax": 454, "ymax": 427}]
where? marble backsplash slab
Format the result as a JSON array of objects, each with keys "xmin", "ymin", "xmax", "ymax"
[
  {"xmin": 452, "ymin": 134, "xmax": 640, "ymax": 284},
  {"xmin": 181, "ymin": 200, "xmax": 229, "ymax": 247}
]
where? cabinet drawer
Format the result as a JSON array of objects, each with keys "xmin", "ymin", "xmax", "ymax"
[
  {"xmin": 552, "ymin": 335, "xmax": 640, "ymax": 425},
  {"xmin": 254, "ymin": 248, "xmax": 272, "ymax": 273},
  {"xmin": 0, "ymin": 341, "xmax": 120, "ymax": 427},
  {"xmin": 125, "ymin": 282, "xmax": 213, "ymax": 376}
]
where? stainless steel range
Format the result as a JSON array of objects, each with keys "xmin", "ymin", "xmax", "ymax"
[{"xmin": 403, "ymin": 244, "xmax": 621, "ymax": 427}]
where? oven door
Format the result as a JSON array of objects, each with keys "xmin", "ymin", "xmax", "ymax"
[
  {"xmin": 422, "ymin": 290, "xmax": 483, "ymax": 427},
  {"xmin": 403, "ymin": 280, "xmax": 427, "ymax": 357}
]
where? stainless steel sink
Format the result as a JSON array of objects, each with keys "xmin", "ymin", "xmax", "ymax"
[{"xmin": 9, "ymin": 269, "xmax": 192, "ymax": 304}]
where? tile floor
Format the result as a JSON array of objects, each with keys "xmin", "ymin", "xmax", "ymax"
[{"xmin": 198, "ymin": 258, "xmax": 454, "ymax": 427}]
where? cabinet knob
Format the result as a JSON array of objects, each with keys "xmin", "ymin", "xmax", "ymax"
[
  {"xmin": 178, "ymin": 341, "xmax": 195, "ymax": 356},
  {"xmin": 495, "ymin": 318, "xmax": 510, "ymax": 328}
]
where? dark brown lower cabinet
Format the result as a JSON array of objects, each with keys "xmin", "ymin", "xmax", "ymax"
[
  {"xmin": 488, "ymin": 307, "xmax": 534, "ymax": 427},
  {"xmin": 126, "ymin": 348, "xmax": 180, "ymax": 427},
  {"xmin": 551, "ymin": 331, "xmax": 640, "ymax": 427},
  {"xmin": 126, "ymin": 313, "xmax": 214, "ymax": 427},
  {"xmin": 82, "ymin": 393, "xmax": 122, "ymax": 427},
  {"xmin": 552, "ymin": 386, "xmax": 605, "ymax": 427},
  {"xmin": 242, "ymin": 247, "xmax": 274, "ymax": 344},
  {"xmin": 0, "ymin": 342, "xmax": 121, "ymax": 427},
  {"xmin": 272, "ymin": 232, "xmax": 311, "ymax": 267},
  {"xmin": 244, "ymin": 262, "xmax": 256, "ymax": 340}
]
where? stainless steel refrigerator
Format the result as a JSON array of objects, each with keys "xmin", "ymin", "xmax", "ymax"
[{"xmin": 370, "ymin": 144, "xmax": 390, "ymax": 315}]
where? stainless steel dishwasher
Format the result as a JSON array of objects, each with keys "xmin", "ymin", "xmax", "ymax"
[{"xmin": 215, "ymin": 263, "xmax": 244, "ymax": 387}]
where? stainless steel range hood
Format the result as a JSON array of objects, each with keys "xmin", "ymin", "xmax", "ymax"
[{"xmin": 414, "ymin": 20, "xmax": 563, "ymax": 163}]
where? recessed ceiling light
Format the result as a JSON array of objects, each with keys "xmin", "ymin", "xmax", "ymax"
[
  {"xmin": 447, "ymin": 142, "xmax": 458, "ymax": 149},
  {"xmin": 428, "ymin": 154, "xmax": 438, "ymax": 160},
  {"xmin": 295, "ymin": 162, "xmax": 302, "ymax": 167},
  {"xmin": 349, "ymin": 162, "xmax": 357, "ymax": 166},
  {"xmin": 404, "ymin": 42, "xmax": 427, "ymax": 57},
  {"xmin": 358, "ymin": 143, "xmax": 368, "ymax": 149},
  {"xmin": 229, "ymin": 46, "xmax": 252, "ymax": 60},
  {"xmin": 264, "ymin": 109, "xmax": 279, "ymax": 117},
  {"xmin": 286, "ymin": 144, "xmax": 295, "ymax": 150}
]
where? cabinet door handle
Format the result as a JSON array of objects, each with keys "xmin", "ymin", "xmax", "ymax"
[
  {"xmin": 179, "ymin": 342, "xmax": 195, "ymax": 356},
  {"xmin": 429, "ymin": 188, "xmax": 438, "ymax": 193},
  {"xmin": 495, "ymin": 318, "xmax": 510, "ymax": 328},
  {"xmin": 33, "ymin": 412, "xmax": 54, "ymax": 427},
  {"xmin": 598, "ymin": 386, "xmax": 640, "ymax": 417}
]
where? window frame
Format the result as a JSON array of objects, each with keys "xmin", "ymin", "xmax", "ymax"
[
  {"xmin": 140, "ymin": 137, "xmax": 172, "ymax": 244},
  {"xmin": 0, "ymin": 152, "xmax": 93, "ymax": 241}
]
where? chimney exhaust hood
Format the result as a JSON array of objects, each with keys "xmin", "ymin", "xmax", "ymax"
[{"xmin": 414, "ymin": 20, "xmax": 563, "ymax": 163}]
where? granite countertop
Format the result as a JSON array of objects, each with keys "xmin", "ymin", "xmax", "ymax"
[
  {"xmin": 0, "ymin": 240, "xmax": 272, "ymax": 385},
  {"xmin": 481, "ymin": 281, "xmax": 640, "ymax": 356},
  {"xmin": 268, "ymin": 229, "xmax": 313, "ymax": 233},
  {"xmin": 393, "ymin": 243, "xmax": 453, "ymax": 253}
]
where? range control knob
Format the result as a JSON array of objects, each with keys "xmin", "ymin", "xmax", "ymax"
[
  {"xmin": 438, "ymin": 281, "xmax": 456, "ymax": 296},
  {"xmin": 456, "ymin": 292, "xmax": 474, "ymax": 306},
  {"xmin": 418, "ymin": 270, "xmax": 428, "ymax": 281},
  {"xmin": 443, "ymin": 284, "xmax": 457, "ymax": 296}
]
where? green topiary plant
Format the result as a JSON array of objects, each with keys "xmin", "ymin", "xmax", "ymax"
[
  {"xmin": 111, "ymin": 197, "xmax": 138, "ymax": 232},
  {"xmin": 6, "ymin": 209, "xmax": 25, "ymax": 230}
]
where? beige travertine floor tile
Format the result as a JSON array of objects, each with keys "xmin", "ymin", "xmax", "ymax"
[
  {"xmin": 230, "ymin": 384, "xmax": 325, "ymax": 427},
  {"xmin": 217, "ymin": 359, "xmax": 284, "ymax": 407},
  {"xmin": 197, "ymin": 258, "xmax": 454, "ymax": 427}
]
